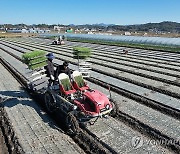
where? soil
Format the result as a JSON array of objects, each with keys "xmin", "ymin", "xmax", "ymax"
[
  {"xmin": 0, "ymin": 32, "xmax": 37, "ymax": 38},
  {"xmin": 0, "ymin": 128, "xmax": 8, "ymax": 154}
]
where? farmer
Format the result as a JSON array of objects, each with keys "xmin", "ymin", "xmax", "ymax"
[
  {"xmin": 123, "ymin": 49, "xmax": 128, "ymax": 54},
  {"xmin": 58, "ymin": 36, "xmax": 62, "ymax": 42},
  {"xmin": 62, "ymin": 35, "xmax": 65, "ymax": 40},
  {"xmin": 44, "ymin": 53, "xmax": 55, "ymax": 86},
  {"xmin": 55, "ymin": 61, "xmax": 72, "ymax": 79}
]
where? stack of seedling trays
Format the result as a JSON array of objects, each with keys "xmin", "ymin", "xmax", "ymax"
[
  {"xmin": 73, "ymin": 47, "xmax": 92, "ymax": 77},
  {"xmin": 73, "ymin": 47, "xmax": 91, "ymax": 59},
  {"xmin": 22, "ymin": 50, "xmax": 48, "ymax": 91},
  {"xmin": 22, "ymin": 50, "xmax": 47, "ymax": 70}
]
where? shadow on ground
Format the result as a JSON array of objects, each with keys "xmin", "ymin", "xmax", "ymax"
[{"xmin": 0, "ymin": 89, "xmax": 65, "ymax": 132}]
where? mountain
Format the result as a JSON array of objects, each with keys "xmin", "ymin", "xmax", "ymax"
[
  {"xmin": 107, "ymin": 21, "xmax": 180, "ymax": 32},
  {"xmin": 92, "ymin": 23, "xmax": 116, "ymax": 27}
]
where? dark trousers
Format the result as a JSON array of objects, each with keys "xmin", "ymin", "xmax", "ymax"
[{"xmin": 48, "ymin": 79, "xmax": 54, "ymax": 86}]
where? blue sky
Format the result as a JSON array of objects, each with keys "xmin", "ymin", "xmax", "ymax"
[{"xmin": 0, "ymin": 0, "xmax": 180, "ymax": 25}]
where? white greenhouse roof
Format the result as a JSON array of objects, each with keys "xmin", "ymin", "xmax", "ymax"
[{"xmin": 41, "ymin": 33, "xmax": 180, "ymax": 46}]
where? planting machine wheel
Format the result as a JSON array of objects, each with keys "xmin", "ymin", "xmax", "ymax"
[
  {"xmin": 110, "ymin": 101, "xmax": 118, "ymax": 117},
  {"xmin": 66, "ymin": 112, "xmax": 80, "ymax": 135},
  {"xmin": 44, "ymin": 92, "xmax": 57, "ymax": 113}
]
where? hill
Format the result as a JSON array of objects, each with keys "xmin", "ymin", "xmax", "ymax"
[{"xmin": 107, "ymin": 21, "xmax": 180, "ymax": 33}]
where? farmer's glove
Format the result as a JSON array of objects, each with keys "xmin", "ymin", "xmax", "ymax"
[{"xmin": 50, "ymin": 75, "xmax": 54, "ymax": 80}]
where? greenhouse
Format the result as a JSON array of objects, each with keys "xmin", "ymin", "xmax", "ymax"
[{"xmin": 41, "ymin": 33, "xmax": 180, "ymax": 47}]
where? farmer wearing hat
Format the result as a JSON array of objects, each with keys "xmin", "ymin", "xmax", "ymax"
[{"xmin": 45, "ymin": 53, "xmax": 55, "ymax": 86}]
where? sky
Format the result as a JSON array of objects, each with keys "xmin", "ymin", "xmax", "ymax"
[{"xmin": 0, "ymin": 0, "xmax": 180, "ymax": 25}]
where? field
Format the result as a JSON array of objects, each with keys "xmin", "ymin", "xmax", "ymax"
[
  {"xmin": 0, "ymin": 32, "xmax": 37, "ymax": 38},
  {"xmin": 0, "ymin": 37, "xmax": 180, "ymax": 153}
]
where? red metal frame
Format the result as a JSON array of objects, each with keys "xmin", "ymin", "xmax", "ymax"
[{"xmin": 58, "ymin": 79, "xmax": 113, "ymax": 117}]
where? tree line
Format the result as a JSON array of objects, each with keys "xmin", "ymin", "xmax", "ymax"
[{"xmin": 1, "ymin": 21, "xmax": 180, "ymax": 33}]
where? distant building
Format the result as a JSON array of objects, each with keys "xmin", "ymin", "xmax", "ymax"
[
  {"xmin": 87, "ymin": 31, "xmax": 94, "ymax": 34},
  {"xmin": 124, "ymin": 32, "xmax": 131, "ymax": 36},
  {"xmin": 144, "ymin": 32, "xmax": 147, "ymax": 36},
  {"xmin": 45, "ymin": 30, "xmax": 51, "ymax": 33},
  {"xmin": 7, "ymin": 30, "xmax": 22, "ymax": 33},
  {"xmin": 5, "ymin": 27, "xmax": 50, "ymax": 34},
  {"xmin": 54, "ymin": 26, "xmax": 64, "ymax": 32},
  {"xmin": 21, "ymin": 29, "xmax": 29, "ymax": 33},
  {"xmin": 66, "ymin": 28, "xmax": 73, "ymax": 33},
  {"xmin": 37, "ymin": 30, "xmax": 45, "ymax": 33},
  {"xmin": 29, "ymin": 29, "xmax": 37, "ymax": 33}
]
